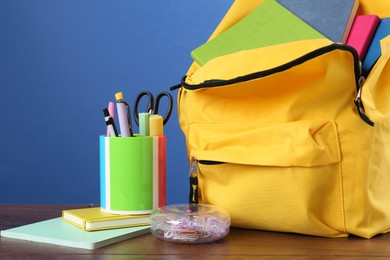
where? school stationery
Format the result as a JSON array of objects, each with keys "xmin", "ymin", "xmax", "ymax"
[
  {"xmin": 132, "ymin": 91, "xmax": 173, "ymax": 127},
  {"xmin": 62, "ymin": 207, "xmax": 150, "ymax": 231},
  {"xmin": 150, "ymin": 204, "xmax": 230, "ymax": 244},
  {"xmin": 362, "ymin": 18, "xmax": 390, "ymax": 76},
  {"xmin": 103, "ymin": 108, "xmax": 118, "ymax": 137},
  {"xmin": 0, "ymin": 217, "xmax": 150, "ymax": 250},
  {"xmin": 100, "ymin": 135, "xmax": 154, "ymax": 215},
  {"xmin": 346, "ymin": 15, "xmax": 380, "ymax": 61},
  {"xmin": 101, "ymin": 90, "xmax": 170, "ymax": 215},
  {"xmin": 190, "ymin": 0, "xmax": 326, "ymax": 66},
  {"xmin": 106, "ymin": 102, "xmax": 115, "ymax": 136},
  {"xmin": 138, "ymin": 112, "xmax": 150, "ymax": 136},
  {"xmin": 115, "ymin": 92, "xmax": 134, "ymax": 137},
  {"xmin": 276, "ymin": 0, "xmax": 359, "ymax": 43},
  {"xmin": 149, "ymin": 115, "xmax": 164, "ymax": 136},
  {"xmin": 131, "ymin": 91, "xmax": 171, "ymax": 208},
  {"xmin": 174, "ymin": 0, "xmax": 390, "ymax": 238}
]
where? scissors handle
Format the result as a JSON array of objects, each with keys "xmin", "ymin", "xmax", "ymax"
[
  {"xmin": 153, "ymin": 91, "xmax": 173, "ymax": 125},
  {"xmin": 133, "ymin": 91, "xmax": 154, "ymax": 126}
]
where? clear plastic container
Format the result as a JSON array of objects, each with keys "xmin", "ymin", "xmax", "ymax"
[{"xmin": 150, "ymin": 204, "xmax": 231, "ymax": 244}]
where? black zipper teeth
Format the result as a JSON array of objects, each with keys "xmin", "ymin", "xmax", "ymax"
[
  {"xmin": 198, "ymin": 160, "xmax": 224, "ymax": 165},
  {"xmin": 179, "ymin": 43, "xmax": 374, "ymax": 126},
  {"xmin": 181, "ymin": 43, "xmax": 361, "ymax": 91}
]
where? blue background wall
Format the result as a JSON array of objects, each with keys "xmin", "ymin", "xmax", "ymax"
[{"xmin": 0, "ymin": 0, "xmax": 233, "ymax": 204}]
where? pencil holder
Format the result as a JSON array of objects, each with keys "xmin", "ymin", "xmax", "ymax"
[{"xmin": 99, "ymin": 135, "xmax": 166, "ymax": 215}]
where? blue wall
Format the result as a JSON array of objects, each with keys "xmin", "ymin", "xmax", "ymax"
[{"xmin": 0, "ymin": 0, "xmax": 233, "ymax": 204}]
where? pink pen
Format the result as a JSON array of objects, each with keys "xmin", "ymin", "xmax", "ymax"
[{"xmin": 107, "ymin": 102, "xmax": 115, "ymax": 137}]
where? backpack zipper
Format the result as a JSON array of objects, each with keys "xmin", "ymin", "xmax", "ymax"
[
  {"xmin": 172, "ymin": 43, "xmax": 373, "ymax": 126},
  {"xmin": 354, "ymin": 76, "xmax": 374, "ymax": 126},
  {"xmin": 197, "ymin": 160, "xmax": 224, "ymax": 165},
  {"xmin": 181, "ymin": 43, "xmax": 360, "ymax": 90},
  {"xmin": 189, "ymin": 158, "xmax": 224, "ymax": 205},
  {"xmin": 189, "ymin": 157, "xmax": 199, "ymax": 204}
]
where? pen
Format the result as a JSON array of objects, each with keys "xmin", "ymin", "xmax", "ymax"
[
  {"xmin": 103, "ymin": 108, "xmax": 118, "ymax": 137},
  {"xmin": 115, "ymin": 92, "xmax": 134, "ymax": 137},
  {"xmin": 106, "ymin": 102, "xmax": 115, "ymax": 136}
]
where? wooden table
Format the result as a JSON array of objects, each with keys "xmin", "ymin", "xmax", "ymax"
[{"xmin": 1, "ymin": 204, "xmax": 390, "ymax": 259}]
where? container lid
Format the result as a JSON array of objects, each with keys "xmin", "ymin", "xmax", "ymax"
[{"xmin": 150, "ymin": 204, "xmax": 231, "ymax": 244}]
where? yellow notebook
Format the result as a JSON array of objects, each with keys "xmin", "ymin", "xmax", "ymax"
[{"xmin": 62, "ymin": 207, "xmax": 150, "ymax": 231}]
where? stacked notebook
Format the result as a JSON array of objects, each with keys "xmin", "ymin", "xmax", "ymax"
[
  {"xmin": 346, "ymin": 15, "xmax": 380, "ymax": 61},
  {"xmin": 191, "ymin": 0, "xmax": 327, "ymax": 66},
  {"xmin": 1, "ymin": 207, "xmax": 151, "ymax": 250},
  {"xmin": 276, "ymin": 0, "xmax": 359, "ymax": 43},
  {"xmin": 362, "ymin": 18, "xmax": 390, "ymax": 76},
  {"xmin": 191, "ymin": 0, "xmax": 390, "ymax": 78},
  {"xmin": 191, "ymin": 0, "xmax": 359, "ymax": 66},
  {"xmin": 62, "ymin": 207, "xmax": 150, "ymax": 231}
]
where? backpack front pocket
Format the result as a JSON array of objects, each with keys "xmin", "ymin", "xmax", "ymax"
[{"xmin": 190, "ymin": 119, "xmax": 347, "ymax": 237}]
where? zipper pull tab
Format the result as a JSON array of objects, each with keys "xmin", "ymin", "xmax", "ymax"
[
  {"xmin": 354, "ymin": 76, "xmax": 375, "ymax": 126},
  {"xmin": 189, "ymin": 157, "xmax": 199, "ymax": 204}
]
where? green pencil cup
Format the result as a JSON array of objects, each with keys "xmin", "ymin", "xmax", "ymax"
[{"xmin": 100, "ymin": 135, "xmax": 153, "ymax": 215}]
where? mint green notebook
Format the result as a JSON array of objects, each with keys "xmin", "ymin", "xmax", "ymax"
[
  {"xmin": 191, "ymin": 0, "xmax": 326, "ymax": 66},
  {"xmin": 1, "ymin": 217, "xmax": 150, "ymax": 250}
]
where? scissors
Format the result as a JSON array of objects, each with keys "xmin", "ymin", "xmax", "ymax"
[{"xmin": 133, "ymin": 90, "xmax": 173, "ymax": 126}]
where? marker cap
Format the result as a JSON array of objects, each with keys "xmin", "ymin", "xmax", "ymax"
[
  {"xmin": 103, "ymin": 108, "xmax": 110, "ymax": 117},
  {"xmin": 139, "ymin": 112, "xmax": 150, "ymax": 136},
  {"xmin": 115, "ymin": 92, "xmax": 124, "ymax": 101},
  {"xmin": 149, "ymin": 115, "xmax": 164, "ymax": 136}
]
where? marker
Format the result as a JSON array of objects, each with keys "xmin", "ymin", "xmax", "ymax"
[
  {"xmin": 103, "ymin": 108, "xmax": 118, "ymax": 137},
  {"xmin": 106, "ymin": 102, "xmax": 115, "ymax": 136},
  {"xmin": 149, "ymin": 114, "xmax": 164, "ymax": 136},
  {"xmin": 138, "ymin": 112, "xmax": 150, "ymax": 136},
  {"xmin": 115, "ymin": 92, "xmax": 133, "ymax": 137}
]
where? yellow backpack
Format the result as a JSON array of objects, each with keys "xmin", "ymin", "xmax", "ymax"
[{"xmin": 174, "ymin": 0, "xmax": 390, "ymax": 238}]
